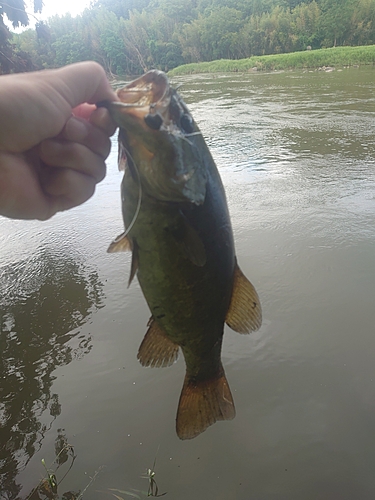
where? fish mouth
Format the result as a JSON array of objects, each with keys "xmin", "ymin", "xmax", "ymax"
[
  {"xmin": 117, "ymin": 70, "xmax": 169, "ymax": 108},
  {"xmin": 101, "ymin": 70, "xmax": 206, "ymax": 205},
  {"xmin": 101, "ymin": 70, "xmax": 195, "ymax": 136},
  {"xmin": 103, "ymin": 70, "xmax": 173, "ymax": 132}
]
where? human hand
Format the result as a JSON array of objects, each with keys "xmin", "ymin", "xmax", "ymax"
[{"xmin": 0, "ymin": 61, "xmax": 118, "ymax": 220}]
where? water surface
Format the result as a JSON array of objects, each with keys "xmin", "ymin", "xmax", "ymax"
[{"xmin": 1, "ymin": 67, "xmax": 375, "ymax": 499}]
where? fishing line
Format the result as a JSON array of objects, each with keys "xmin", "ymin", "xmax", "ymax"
[
  {"xmin": 121, "ymin": 146, "xmax": 143, "ymax": 238},
  {"xmin": 178, "ymin": 131, "xmax": 202, "ymax": 147},
  {"xmin": 103, "ymin": 88, "xmax": 200, "ymax": 235},
  {"xmin": 184, "ymin": 131, "xmax": 202, "ymax": 137},
  {"xmin": 109, "ymin": 102, "xmax": 145, "ymax": 108}
]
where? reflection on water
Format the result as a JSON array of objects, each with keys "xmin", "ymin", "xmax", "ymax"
[
  {"xmin": 0, "ymin": 248, "xmax": 104, "ymax": 498},
  {"xmin": 1, "ymin": 67, "xmax": 375, "ymax": 499}
]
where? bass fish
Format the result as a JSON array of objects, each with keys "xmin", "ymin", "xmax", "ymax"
[{"xmin": 103, "ymin": 71, "xmax": 261, "ymax": 440}]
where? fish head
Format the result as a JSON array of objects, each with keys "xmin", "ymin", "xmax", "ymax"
[{"xmin": 106, "ymin": 70, "xmax": 207, "ymax": 204}]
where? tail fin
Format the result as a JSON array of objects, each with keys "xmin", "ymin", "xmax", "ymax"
[{"xmin": 176, "ymin": 367, "xmax": 235, "ymax": 440}]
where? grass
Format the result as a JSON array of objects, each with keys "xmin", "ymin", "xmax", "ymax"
[
  {"xmin": 107, "ymin": 449, "xmax": 167, "ymax": 499},
  {"xmin": 168, "ymin": 45, "xmax": 375, "ymax": 76},
  {"xmin": 24, "ymin": 444, "xmax": 166, "ymax": 500}
]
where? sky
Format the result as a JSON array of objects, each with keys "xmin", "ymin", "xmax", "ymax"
[
  {"xmin": 38, "ymin": 0, "xmax": 91, "ymax": 20},
  {"xmin": 7, "ymin": 0, "xmax": 92, "ymax": 31}
]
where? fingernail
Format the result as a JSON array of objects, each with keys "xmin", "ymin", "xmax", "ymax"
[{"xmin": 65, "ymin": 116, "xmax": 88, "ymax": 142}]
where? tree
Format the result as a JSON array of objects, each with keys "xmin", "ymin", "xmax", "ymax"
[
  {"xmin": 292, "ymin": 1, "xmax": 321, "ymax": 50},
  {"xmin": 180, "ymin": 7, "xmax": 244, "ymax": 62},
  {"xmin": 349, "ymin": 0, "xmax": 375, "ymax": 45},
  {"xmin": 5, "ymin": 0, "xmax": 375, "ymax": 77},
  {"xmin": 319, "ymin": 0, "xmax": 356, "ymax": 46},
  {"xmin": 89, "ymin": 8, "xmax": 128, "ymax": 75},
  {"xmin": 90, "ymin": 0, "xmax": 152, "ymax": 19},
  {"xmin": 0, "ymin": 0, "xmax": 43, "ymax": 73}
]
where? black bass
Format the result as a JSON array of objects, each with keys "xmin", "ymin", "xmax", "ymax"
[{"xmin": 103, "ymin": 71, "xmax": 261, "ymax": 440}]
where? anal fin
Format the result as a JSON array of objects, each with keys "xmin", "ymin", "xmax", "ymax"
[
  {"xmin": 137, "ymin": 317, "xmax": 179, "ymax": 368},
  {"xmin": 176, "ymin": 366, "xmax": 235, "ymax": 440},
  {"xmin": 226, "ymin": 262, "xmax": 262, "ymax": 334}
]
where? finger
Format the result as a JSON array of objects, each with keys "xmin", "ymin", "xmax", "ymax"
[
  {"xmin": 40, "ymin": 139, "xmax": 107, "ymax": 183},
  {"xmin": 73, "ymin": 103, "xmax": 97, "ymax": 120},
  {"xmin": 90, "ymin": 107, "xmax": 117, "ymax": 136},
  {"xmin": 61, "ymin": 116, "xmax": 112, "ymax": 159},
  {"xmin": 41, "ymin": 166, "xmax": 97, "ymax": 213},
  {"xmin": 72, "ymin": 105, "xmax": 117, "ymax": 137},
  {"xmin": 72, "ymin": 103, "xmax": 117, "ymax": 136},
  {"xmin": 0, "ymin": 151, "xmax": 50, "ymax": 220},
  {"xmin": 52, "ymin": 61, "xmax": 118, "ymax": 108},
  {"xmin": 0, "ymin": 62, "xmax": 118, "ymax": 154}
]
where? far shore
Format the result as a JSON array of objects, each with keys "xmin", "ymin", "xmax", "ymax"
[{"xmin": 168, "ymin": 45, "xmax": 375, "ymax": 76}]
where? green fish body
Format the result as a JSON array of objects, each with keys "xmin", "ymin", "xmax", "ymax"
[{"xmin": 105, "ymin": 71, "xmax": 261, "ymax": 439}]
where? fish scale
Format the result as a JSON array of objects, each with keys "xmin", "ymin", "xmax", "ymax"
[{"xmin": 102, "ymin": 70, "xmax": 262, "ymax": 440}]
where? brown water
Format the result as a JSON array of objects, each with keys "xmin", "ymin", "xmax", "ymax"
[{"xmin": 1, "ymin": 67, "xmax": 375, "ymax": 500}]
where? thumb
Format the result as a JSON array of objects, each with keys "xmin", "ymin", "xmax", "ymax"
[{"xmin": 50, "ymin": 61, "xmax": 118, "ymax": 109}]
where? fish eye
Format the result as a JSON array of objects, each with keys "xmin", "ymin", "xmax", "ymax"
[
  {"xmin": 180, "ymin": 113, "xmax": 194, "ymax": 134},
  {"xmin": 144, "ymin": 113, "xmax": 163, "ymax": 130}
]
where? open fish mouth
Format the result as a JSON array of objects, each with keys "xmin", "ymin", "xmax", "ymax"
[
  {"xmin": 117, "ymin": 70, "xmax": 170, "ymax": 107},
  {"xmin": 113, "ymin": 71, "xmax": 170, "ymax": 124},
  {"xmin": 100, "ymin": 70, "xmax": 206, "ymax": 205},
  {"xmin": 102, "ymin": 70, "xmax": 196, "ymax": 137}
]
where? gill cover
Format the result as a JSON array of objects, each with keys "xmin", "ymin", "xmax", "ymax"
[{"xmin": 107, "ymin": 70, "xmax": 207, "ymax": 205}]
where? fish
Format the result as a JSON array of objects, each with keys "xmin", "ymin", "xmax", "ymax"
[{"xmin": 102, "ymin": 70, "xmax": 262, "ymax": 440}]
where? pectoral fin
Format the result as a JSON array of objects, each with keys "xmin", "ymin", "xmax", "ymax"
[
  {"xmin": 137, "ymin": 317, "xmax": 179, "ymax": 368},
  {"xmin": 107, "ymin": 233, "xmax": 138, "ymax": 287},
  {"xmin": 107, "ymin": 232, "xmax": 132, "ymax": 253},
  {"xmin": 118, "ymin": 130, "xmax": 128, "ymax": 171},
  {"xmin": 226, "ymin": 263, "xmax": 262, "ymax": 334}
]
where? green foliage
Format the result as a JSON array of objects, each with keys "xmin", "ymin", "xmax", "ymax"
[
  {"xmin": 318, "ymin": 0, "xmax": 357, "ymax": 46},
  {"xmin": 168, "ymin": 44, "xmax": 375, "ymax": 75},
  {"xmin": 91, "ymin": 0, "xmax": 152, "ymax": 19},
  {"xmin": 1, "ymin": 0, "xmax": 29, "ymax": 29},
  {"xmin": 7, "ymin": 0, "xmax": 375, "ymax": 75},
  {"xmin": 52, "ymin": 32, "xmax": 90, "ymax": 66},
  {"xmin": 156, "ymin": 0, "xmax": 198, "ymax": 23},
  {"xmin": 88, "ymin": 9, "xmax": 128, "ymax": 74},
  {"xmin": 0, "ymin": 0, "xmax": 46, "ymax": 73},
  {"xmin": 181, "ymin": 7, "xmax": 244, "ymax": 62}
]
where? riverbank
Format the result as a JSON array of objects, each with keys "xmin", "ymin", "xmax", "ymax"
[{"xmin": 168, "ymin": 45, "xmax": 375, "ymax": 76}]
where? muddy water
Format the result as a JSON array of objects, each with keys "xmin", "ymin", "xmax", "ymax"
[{"xmin": 1, "ymin": 67, "xmax": 375, "ymax": 499}]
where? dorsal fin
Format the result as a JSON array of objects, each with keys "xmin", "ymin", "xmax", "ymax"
[
  {"xmin": 137, "ymin": 317, "xmax": 179, "ymax": 368},
  {"xmin": 107, "ymin": 232, "xmax": 132, "ymax": 253},
  {"xmin": 225, "ymin": 262, "xmax": 262, "ymax": 333}
]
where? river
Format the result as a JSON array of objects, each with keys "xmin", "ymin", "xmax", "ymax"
[{"xmin": 1, "ymin": 66, "xmax": 375, "ymax": 500}]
